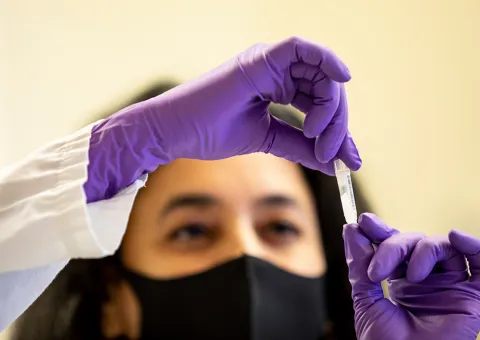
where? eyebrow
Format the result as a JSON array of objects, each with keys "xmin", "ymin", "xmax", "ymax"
[
  {"xmin": 256, "ymin": 194, "xmax": 298, "ymax": 208},
  {"xmin": 160, "ymin": 193, "xmax": 299, "ymax": 217},
  {"xmin": 161, "ymin": 194, "xmax": 219, "ymax": 217}
]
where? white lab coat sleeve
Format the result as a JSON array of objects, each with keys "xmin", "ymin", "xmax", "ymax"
[
  {"xmin": 0, "ymin": 261, "xmax": 68, "ymax": 332},
  {"xmin": 0, "ymin": 123, "xmax": 146, "ymax": 330}
]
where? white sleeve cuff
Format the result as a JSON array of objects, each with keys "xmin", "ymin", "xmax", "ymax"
[
  {"xmin": 73, "ymin": 174, "xmax": 147, "ymax": 259},
  {"xmin": 0, "ymin": 122, "xmax": 146, "ymax": 272}
]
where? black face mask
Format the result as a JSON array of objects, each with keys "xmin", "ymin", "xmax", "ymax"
[{"xmin": 120, "ymin": 255, "xmax": 327, "ymax": 340}]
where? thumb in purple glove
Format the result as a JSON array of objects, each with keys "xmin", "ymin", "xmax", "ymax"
[{"xmin": 359, "ymin": 214, "xmax": 425, "ymax": 282}]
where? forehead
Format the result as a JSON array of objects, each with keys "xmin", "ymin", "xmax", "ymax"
[{"xmin": 147, "ymin": 154, "xmax": 312, "ymax": 203}]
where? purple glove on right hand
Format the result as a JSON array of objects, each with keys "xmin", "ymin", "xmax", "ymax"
[
  {"xmin": 85, "ymin": 37, "xmax": 361, "ymax": 202},
  {"xmin": 343, "ymin": 213, "xmax": 480, "ymax": 340}
]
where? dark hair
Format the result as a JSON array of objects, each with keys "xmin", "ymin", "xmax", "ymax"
[{"xmin": 14, "ymin": 82, "xmax": 369, "ymax": 340}]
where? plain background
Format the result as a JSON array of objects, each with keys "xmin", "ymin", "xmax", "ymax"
[{"xmin": 1, "ymin": 0, "xmax": 479, "ymax": 338}]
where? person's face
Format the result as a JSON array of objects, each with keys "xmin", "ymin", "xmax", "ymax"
[{"xmin": 102, "ymin": 154, "xmax": 326, "ymax": 339}]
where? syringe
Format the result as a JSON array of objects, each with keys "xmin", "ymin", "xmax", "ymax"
[{"xmin": 334, "ymin": 159, "xmax": 358, "ymax": 224}]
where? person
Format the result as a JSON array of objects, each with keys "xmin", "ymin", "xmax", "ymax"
[
  {"xmin": 1, "ymin": 36, "xmax": 479, "ymax": 339},
  {"xmin": 0, "ymin": 37, "xmax": 360, "ymax": 331},
  {"xmin": 13, "ymin": 83, "xmax": 480, "ymax": 340},
  {"xmin": 11, "ymin": 83, "xmax": 367, "ymax": 339}
]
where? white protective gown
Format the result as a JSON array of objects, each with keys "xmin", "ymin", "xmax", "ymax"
[{"xmin": 0, "ymin": 123, "xmax": 146, "ymax": 331}]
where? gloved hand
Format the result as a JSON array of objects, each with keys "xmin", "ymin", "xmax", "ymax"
[
  {"xmin": 343, "ymin": 213, "xmax": 480, "ymax": 340},
  {"xmin": 85, "ymin": 37, "xmax": 361, "ymax": 202}
]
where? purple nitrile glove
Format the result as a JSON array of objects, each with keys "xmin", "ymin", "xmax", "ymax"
[
  {"xmin": 343, "ymin": 213, "xmax": 480, "ymax": 340},
  {"xmin": 85, "ymin": 36, "xmax": 361, "ymax": 202}
]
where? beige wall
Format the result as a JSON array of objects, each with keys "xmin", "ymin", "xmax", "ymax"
[{"xmin": 1, "ymin": 0, "xmax": 480, "ymax": 338}]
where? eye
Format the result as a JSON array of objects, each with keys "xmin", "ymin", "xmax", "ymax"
[
  {"xmin": 170, "ymin": 223, "xmax": 211, "ymax": 242},
  {"xmin": 268, "ymin": 220, "xmax": 300, "ymax": 235},
  {"xmin": 260, "ymin": 220, "xmax": 301, "ymax": 245}
]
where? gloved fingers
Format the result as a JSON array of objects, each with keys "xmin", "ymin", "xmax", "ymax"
[
  {"xmin": 288, "ymin": 37, "xmax": 351, "ymax": 82},
  {"xmin": 333, "ymin": 132, "xmax": 362, "ymax": 171},
  {"xmin": 386, "ymin": 262, "xmax": 409, "ymax": 281},
  {"xmin": 313, "ymin": 83, "xmax": 348, "ymax": 162},
  {"xmin": 343, "ymin": 224, "xmax": 385, "ymax": 306},
  {"xmin": 406, "ymin": 236, "xmax": 467, "ymax": 283},
  {"xmin": 357, "ymin": 213, "xmax": 400, "ymax": 243},
  {"xmin": 291, "ymin": 63, "xmax": 328, "ymax": 83},
  {"xmin": 356, "ymin": 213, "xmax": 405, "ymax": 281},
  {"xmin": 449, "ymin": 229, "xmax": 480, "ymax": 281},
  {"xmin": 292, "ymin": 69, "xmax": 361, "ymax": 168},
  {"xmin": 291, "ymin": 79, "xmax": 340, "ymax": 139},
  {"xmin": 295, "ymin": 78, "xmax": 314, "ymax": 96},
  {"xmin": 293, "ymin": 66, "xmax": 341, "ymax": 145},
  {"xmin": 268, "ymin": 37, "xmax": 351, "ymax": 82},
  {"xmin": 264, "ymin": 115, "xmax": 334, "ymax": 174},
  {"xmin": 368, "ymin": 232, "xmax": 426, "ymax": 282}
]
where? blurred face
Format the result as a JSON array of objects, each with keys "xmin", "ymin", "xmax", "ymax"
[{"xmin": 102, "ymin": 153, "xmax": 326, "ymax": 339}]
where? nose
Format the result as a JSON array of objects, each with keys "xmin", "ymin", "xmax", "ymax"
[{"xmin": 222, "ymin": 215, "xmax": 266, "ymax": 261}]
